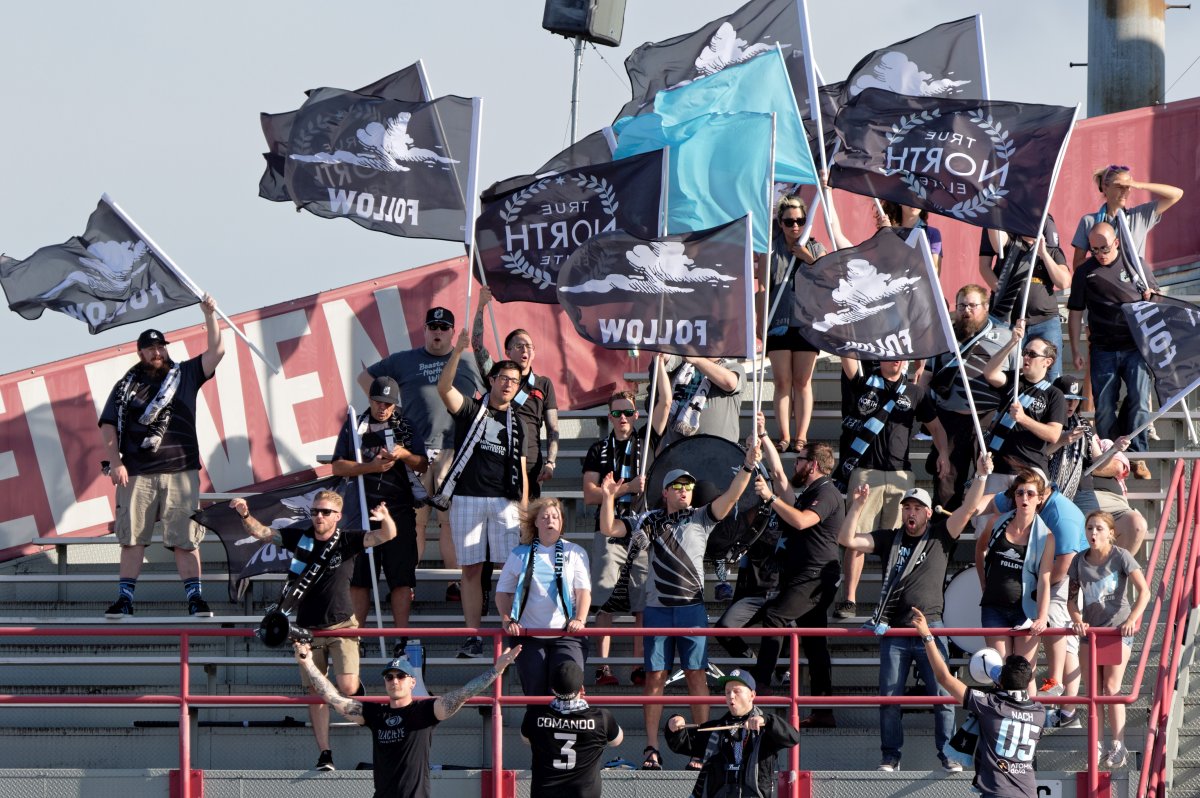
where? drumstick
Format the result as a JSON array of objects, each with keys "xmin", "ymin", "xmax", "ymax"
[{"xmin": 680, "ymin": 722, "xmax": 745, "ymax": 732}]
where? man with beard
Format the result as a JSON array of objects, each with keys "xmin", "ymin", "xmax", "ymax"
[
  {"xmin": 921, "ymin": 285, "xmax": 1013, "ymax": 510},
  {"xmin": 360, "ymin": 306, "xmax": 485, "ymax": 603},
  {"xmin": 100, "ymin": 295, "xmax": 223, "ymax": 619}
]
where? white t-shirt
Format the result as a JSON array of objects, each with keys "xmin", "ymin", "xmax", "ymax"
[{"xmin": 497, "ymin": 538, "xmax": 591, "ymax": 633}]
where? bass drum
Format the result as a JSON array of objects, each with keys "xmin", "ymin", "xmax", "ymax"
[{"xmin": 942, "ymin": 568, "xmax": 985, "ymax": 654}]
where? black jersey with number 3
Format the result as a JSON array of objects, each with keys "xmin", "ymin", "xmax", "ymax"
[
  {"xmin": 522, "ymin": 705, "xmax": 620, "ymax": 798},
  {"xmin": 966, "ymin": 689, "xmax": 1047, "ymax": 798}
]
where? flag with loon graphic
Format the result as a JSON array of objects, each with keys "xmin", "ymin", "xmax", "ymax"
[
  {"xmin": 282, "ymin": 89, "xmax": 474, "ymax": 242},
  {"xmin": 557, "ymin": 217, "xmax": 753, "ymax": 359},
  {"xmin": 259, "ymin": 64, "xmax": 429, "ymax": 203},
  {"xmin": 1123, "ymin": 296, "xmax": 1200, "ymax": 408},
  {"xmin": 618, "ymin": 0, "xmax": 811, "ymax": 120},
  {"xmin": 475, "ymin": 149, "xmax": 663, "ymax": 304},
  {"xmin": 193, "ymin": 475, "xmax": 349, "ymax": 601},
  {"xmin": 830, "ymin": 88, "xmax": 1074, "ymax": 237},
  {"xmin": 792, "ymin": 227, "xmax": 948, "ymax": 361},
  {"xmin": 0, "ymin": 199, "xmax": 197, "ymax": 333}
]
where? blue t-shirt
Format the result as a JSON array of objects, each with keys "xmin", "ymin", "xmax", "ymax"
[{"xmin": 994, "ymin": 489, "xmax": 1086, "ymax": 556}]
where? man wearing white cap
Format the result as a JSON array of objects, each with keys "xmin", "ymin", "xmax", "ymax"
[{"xmin": 599, "ymin": 443, "xmax": 759, "ymax": 771}]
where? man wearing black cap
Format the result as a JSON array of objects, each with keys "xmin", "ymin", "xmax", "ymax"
[
  {"xmin": 332, "ymin": 375, "xmax": 428, "ymax": 653},
  {"xmin": 99, "ymin": 295, "xmax": 223, "ymax": 619},
  {"xmin": 294, "ymin": 640, "xmax": 521, "ymax": 797},
  {"xmin": 359, "ymin": 305, "xmax": 485, "ymax": 603},
  {"xmin": 665, "ymin": 668, "xmax": 800, "ymax": 798},
  {"xmin": 522, "ymin": 661, "xmax": 623, "ymax": 798}
]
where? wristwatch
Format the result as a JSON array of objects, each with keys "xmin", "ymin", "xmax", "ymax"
[{"xmin": 922, "ymin": 635, "xmax": 935, "ymax": 644}]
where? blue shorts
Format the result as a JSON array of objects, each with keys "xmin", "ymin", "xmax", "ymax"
[
  {"xmin": 643, "ymin": 603, "xmax": 708, "ymax": 672},
  {"xmin": 980, "ymin": 603, "xmax": 1028, "ymax": 630}
]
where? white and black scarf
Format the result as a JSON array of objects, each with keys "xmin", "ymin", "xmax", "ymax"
[
  {"xmin": 670, "ymin": 363, "xmax": 712, "ymax": 437},
  {"xmin": 834, "ymin": 371, "xmax": 908, "ymax": 491},
  {"xmin": 354, "ymin": 408, "xmax": 428, "ymax": 505},
  {"xmin": 431, "ymin": 400, "xmax": 521, "ymax": 507},
  {"xmin": 115, "ymin": 361, "xmax": 181, "ymax": 453}
]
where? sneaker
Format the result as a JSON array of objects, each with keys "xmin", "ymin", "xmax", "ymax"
[
  {"xmin": 105, "ymin": 596, "xmax": 134, "ymax": 619},
  {"xmin": 714, "ymin": 582, "xmax": 734, "ymax": 602},
  {"xmin": 315, "ymin": 749, "xmax": 334, "ymax": 771},
  {"xmin": 187, "ymin": 596, "xmax": 214, "ymax": 617},
  {"xmin": 1148, "ymin": 423, "xmax": 1161, "ymax": 442},
  {"xmin": 1045, "ymin": 708, "xmax": 1082, "ymax": 729},
  {"xmin": 833, "ymin": 600, "xmax": 857, "ymax": 619},
  {"xmin": 1039, "ymin": 678, "xmax": 1064, "ymax": 697},
  {"xmin": 595, "ymin": 667, "xmax": 619, "ymax": 687},
  {"xmin": 877, "ymin": 760, "xmax": 900, "ymax": 772},
  {"xmin": 940, "ymin": 755, "xmax": 964, "ymax": 773},
  {"xmin": 445, "ymin": 582, "xmax": 461, "ymax": 602},
  {"xmin": 457, "ymin": 636, "xmax": 484, "ymax": 659},
  {"xmin": 914, "ymin": 432, "xmax": 932, "ymax": 441},
  {"xmin": 391, "ymin": 638, "xmax": 410, "ymax": 659},
  {"xmin": 1104, "ymin": 741, "xmax": 1129, "ymax": 769}
]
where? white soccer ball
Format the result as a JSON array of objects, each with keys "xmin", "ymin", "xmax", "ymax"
[{"xmin": 969, "ymin": 646, "xmax": 1004, "ymax": 686}]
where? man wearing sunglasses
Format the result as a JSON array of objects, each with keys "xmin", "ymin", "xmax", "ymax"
[
  {"xmin": 294, "ymin": 639, "xmax": 520, "ymax": 795},
  {"xmin": 360, "ymin": 306, "xmax": 485, "ymax": 604},
  {"xmin": 231, "ymin": 491, "xmax": 398, "ymax": 771}
]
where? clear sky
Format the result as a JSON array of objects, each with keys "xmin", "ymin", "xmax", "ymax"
[{"xmin": 2, "ymin": 0, "xmax": 1198, "ymax": 374}]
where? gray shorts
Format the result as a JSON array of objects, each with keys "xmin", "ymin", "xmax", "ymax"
[
  {"xmin": 115, "ymin": 470, "xmax": 206, "ymax": 550},
  {"xmin": 589, "ymin": 532, "xmax": 648, "ymax": 613},
  {"xmin": 1074, "ymin": 489, "xmax": 1132, "ymax": 521},
  {"xmin": 1047, "ymin": 578, "xmax": 1079, "ymax": 656}
]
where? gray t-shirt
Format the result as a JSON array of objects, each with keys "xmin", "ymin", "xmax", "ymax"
[
  {"xmin": 367, "ymin": 348, "xmax": 484, "ymax": 449},
  {"xmin": 1069, "ymin": 545, "xmax": 1141, "ymax": 628},
  {"xmin": 659, "ymin": 357, "xmax": 745, "ymax": 449},
  {"xmin": 965, "ymin": 689, "xmax": 1046, "ymax": 798},
  {"xmin": 624, "ymin": 504, "xmax": 718, "ymax": 608},
  {"xmin": 1071, "ymin": 200, "xmax": 1159, "ymax": 259}
]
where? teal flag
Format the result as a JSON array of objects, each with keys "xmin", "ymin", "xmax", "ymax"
[{"xmin": 614, "ymin": 112, "xmax": 773, "ymax": 251}]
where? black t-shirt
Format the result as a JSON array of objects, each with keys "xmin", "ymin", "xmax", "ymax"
[
  {"xmin": 981, "ymin": 528, "xmax": 1027, "ymax": 607},
  {"xmin": 278, "ymin": 527, "xmax": 366, "ymax": 629},
  {"xmin": 98, "ymin": 356, "xmax": 210, "ymax": 475},
  {"xmin": 522, "ymin": 705, "xmax": 620, "ymax": 798},
  {"xmin": 1067, "ymin": 253, "xmax": 1159, "ymax": 352},
  {"xmin": 512, "ymin": 372, "xmax": 557, "ymax": 464},
  {"xmin": 361, "ymin": 699, "xmax": 441, "ymax": 798},
  {"xmin": 449, "ymin": 395, "xmax": 525, "ymax": 498},
  {"xmin": 779, "ymin": 476, "xmax": 843, "ymax": 577},
  {"xmin": 582, "ymin": 430, "xmax": 646, "ymax": 526},
  {"xmin": 869, "ymin": 520, "xmax": 957, "ymax": 625},
  {"xmin": 979, "ymin": 220, "xmax": 1065, "ymax": 326},
  {"xmin": 965, "ymin": 689, "xmax": 1046, "ymax": 798},
  {"xmin": 991, "ymin": 374, "xmax": 1065, "ymax": 475},
  {"xmin": 332, "ymin": 413, "xmax": 426, "ymax": 509},
  {"xmin": 839, "ymin": 370, "xmax": 932, "ymax": 471}
]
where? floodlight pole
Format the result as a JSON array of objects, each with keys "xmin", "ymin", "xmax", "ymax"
[{"xmin": 569, "ymin": 35, "xmax": 584, "ymax": 143}]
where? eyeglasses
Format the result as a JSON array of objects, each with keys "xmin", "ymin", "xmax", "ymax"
[
  {"xmin": 1089, "ymin": 242, "xmax": 1116, "ymax": 255},
  {"xmin": 609, "ymin": 409, "xmax": 637, "ymax": 418},
  {"xmin": 667, "ymin": 481, "xmax": 694, "ymax": 491},
  {"xmin": 383, "ymin": 672, "xmax": 410, "ymax": 682},
  {"xmin": 426, "ymin": 322, "xmax": 453, "ymax": 332},
  {"xmin": 311, "ymin": 507, "xmax": 339, "ymax": 517},
  {"xmin": 1106, "ymin": 164, "xmax": 1130, "ymax": 172},
  {"xmin": 493, "ymin": 375, "xmax": 521, "ymax": 385},
  {"xmin": 793, "ymin": 455, "xmax": 809, "ymax": 463},
  {"xmin": 1022, "ymin": 349, "xmax": 1050, "ymax": 359},
  {"xmin": 956, "ymin": 301, "xmax": 983, "ymax": 310},
  {"xmin": 1013, "ymin": 488, "xmax": 1041, "ymax": 498},
  {"xmin": 508, "ymin": 342, "xmax": 534, "ymax": 351},
  {"xmin": 780, "ymin": 217, "xmax": 806, "ymax": 227}
]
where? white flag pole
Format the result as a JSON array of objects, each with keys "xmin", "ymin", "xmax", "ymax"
[
  {"xmin": 974, "ymin": 13, "xmax": 991, "ymax": 100},
  {"xmin": 462, "ymin": 98, "xmax": 484, "ymax": 325},
  {"xmin": 762, "ymin": 194, "xmax": 818, "ymax": 331},
  {"xmin": 100, "ymin": 193, "xmax": 278, "ymax": 374},
  {"xmin": 756, "ymin": 114, "xmax": 779, "ymax": 418},
  {"xmin": 640, "ymin": 358, "xmax": 660, "ymax": 479},
  {"xmin": 744, "ymin": 213, "xmax": 756, "ymax": 364},
  {"xmin": 1083, "ymin": 374, "xmax": 1200, "ymax": 475},
  {"xmin": 415, "ymin": 58, "xmax": 433, "ymax": 99},
  {"xmin": 347, "ymin": 406, "xmax": 387, "ymax": 659},
  {"xmin": 791, "ymin": 9, "xmax": 839, "ymax": 249}
]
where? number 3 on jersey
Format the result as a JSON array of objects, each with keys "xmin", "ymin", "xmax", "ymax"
[
  {"xmin": 553, "ymin": 732, "xmax": 578, "ymax": 770},
  {"xmin": 996, "ymin": 718, "xmax": 1037, "ymax": 761}
]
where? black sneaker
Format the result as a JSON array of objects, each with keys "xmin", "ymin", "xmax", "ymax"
[
  {"xmin": 105, "ymin": 596, "xmax": 133, "ymax": 620},
  {"xmin": 832, "ymin": 600, "xmax": 857, "ymax": 619},
  {"xmin": 391, "ymin": 638, "xmax": 410, "ymax": 659},
  {"xmin": 188, "ymin": 596, "xmax": 214, "ymax": 617},
  {"xmin": 445, "ymin": 582, "xmax": 461, "ymax": 602},
  {"xmin": 315, "ymin": 749, "xmax": 335, "ymax": 771},
  {"xmin": 457, "ymin": 636, "xmax": 484, "ymax": 658}
]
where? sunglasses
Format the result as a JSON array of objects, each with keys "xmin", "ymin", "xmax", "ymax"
[
  {"xmin": 609, "ymin": 409, "xmax": 637, "ymax": 418},
  {"xmin": 1013, "ymin": 488, "xmax": 1041, "ymax": 498},
  {"xmin": 426, "ymin": 322, "xmax": 453, "ymax": 332},
  {"xmin": 311, "ymin": 507, "xmax": 339, "ymax": 517},
  {"xmin": 1022, "ymin": 349, "xmax": 1049, "ymax": 359},
  {"xmin": 667, "ymin": 481, "xmax": 694, "ymax": 491},
  {"xmin": 780, "ymin": 218, "xmax": 806, "ymax": 227},
  {"xmin": 383, "ymin": 672, "xmax": 411, "ymax": 682},
  {"xmin": 1089, "ymin": 243, "xmax": 1116, "ymax": 255}
]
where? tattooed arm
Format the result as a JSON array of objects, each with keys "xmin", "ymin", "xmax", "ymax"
[
  {"xmin": 294, "ymin": 641, "xmax": 365, "ymax": 725},
  {"xmin": 433, "ymin": 645, "xmax": 522, "ymax": 721}
]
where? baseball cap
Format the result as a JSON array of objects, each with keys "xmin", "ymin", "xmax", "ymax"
[
  {"xmin": 1053, "ymin": 375, "xmax": 1085, "ymax": 401},
  {"xmin": 662, "ymin": 468, "xmax": 697, "ymax": 487},
  {"xmin": 369, "ymin": 376, "xmax": 400, "ymax": 406},
  {"xmin": 900, "ymin": 487, "xmax": 933, "ymax": 508},
  {"xmin": 717, "ymin": 668, "xmax": 757, "ymax": 691},
  {"xmin": 425, "ymin": 307, "xmax": 455, "ymax": 327},
  {"xmin": 381, "ymin": 657, "xmax": 417, "ymax": 678},
  {"xmin": 550, "ymin": 661, "xmax": 584, "ymax": 697},
  {"xmin": 137, "ymin": 329, "xmax": 169, "ymax": 349}
]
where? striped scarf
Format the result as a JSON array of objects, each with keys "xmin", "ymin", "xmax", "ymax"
[
  {"xmin": 834, "ymin": 371, "xmax": 907, "ymax": 491},
  {"xmin": 115, "ymin": 361, "xmax": 181, "ymax": 453},
  {"xmin": 510, "ymin": 370, "xmax": 537, "ymax": 407},
  {"xmin": 430, "ymin": 400, "xmax": 521, "ymax": 508},
  {"xmin": 987, "ymin": 377, "xmax": 1051, "ymax": 454}
]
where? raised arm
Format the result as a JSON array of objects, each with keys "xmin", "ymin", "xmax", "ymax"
[
  {"xmin": 294, "ymin": 641, "xmax": 364, "ymax": 724},
  {"xmin": 911, "ymin": 608, "xmax": 967, "ymax": 703},
  {"xmin": 981, "ymin": 319, "xmax": 1023, "ymax": 389},
  {"xmin": 946, "ymin": 453, "xmax": 994, "ymax": 539},
  {"xmin": 1138, "ymin": 179, "xmax": 1184, "ymax": 216},
  {"xmin": 686, "ymin": 356, "xmax": 739, "ymax": 393},
  {"xmin": 711, "ymin": 442, "xmax": 758, "ymax": 521},
  {"xmin": 438, "ymin": 330, "xmax": 470, "ymax": 414},
  {"xmin": 838, "ymin": 484, "xmax": 877, "ymax": 553},
  {"xmin": 199, "ymin": 294, "xmax": 225, "ymax": 378},
  {"xmin": 470, "ymin": 286, "xmax": 495, "ymax": 376},
  {"xmin": 228, "ymin": 498, "xmax": 281, "ymax": 544},
  {"xmin": 434, "ymin": 645, "xmax": 521, "ymax": 720},
  {"xmin": 363, "ymin": 503, "xmax": 397, "ymax": 548},
  {"xmin": 597, "ymin": 473, "xmax": 630, "ymax": 538},
  {"xmin": 650, "ymin": 354, "xmax": 671, "ymax": 436}
]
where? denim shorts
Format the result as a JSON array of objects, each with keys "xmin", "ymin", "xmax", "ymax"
[
  {"xmin": 980, "ymin": 603, "xmax": 1028, "ymax": 630},
  {"xmin": 643, "ymin": 603, "xmax": 709, "ymax": 672}
]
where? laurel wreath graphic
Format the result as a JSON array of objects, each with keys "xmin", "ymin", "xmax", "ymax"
[
  {"xmin": 500, "ymin": 251, "xmax": 554, "ymax": 290},
  {"xmin": 573, "ymin": 175, "xmax": 620, "ymax": 215},
  {"xmin": 499, "ymin": 179, "xmax": 552, "ymax": 224}
]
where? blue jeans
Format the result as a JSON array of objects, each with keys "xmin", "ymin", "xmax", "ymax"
[
  {"xmin": 1090, "ymin": 348, "xmax": 1152, "ymax": 452},
  {"xmin": 878, "ymin": 621, "xmax": 954, "ymax": 764},
  {"xmin": 1025, "ymin": 315, "xmax": 1063, "ymax": 382}
]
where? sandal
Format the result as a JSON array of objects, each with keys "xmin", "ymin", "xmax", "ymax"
[
  {"xmin": 686, "ymin": 757, "xmax": 704, "ymax": 771},
  {"xmin": 774, "ymin": 437, "xmax": 791, "ymax": 453},
  {"xmin": 790, "ymin": 439, "xmax": 807, "ymax": 454},
  {"xmin": 641, "ymin": 745, "xmax": 663, "ymax": 770}
]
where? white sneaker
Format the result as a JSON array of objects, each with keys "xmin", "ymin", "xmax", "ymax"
[
  {"xmin": 1104, "ymin": 742, "xmax": 1129, "ymax": 769},
  {"xmin": 940, "ymin": 756, "xmax": 964, "ymax": 773},
  {"xmin": 877, "ymin": 761, "xmax": 900, "ymax": 772}
]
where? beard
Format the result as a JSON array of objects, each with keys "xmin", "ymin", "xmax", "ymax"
[
  {"xmin": 790, "ymin": 468, "xmax": 808, "ymax": 489},
  {"xmin": 953, "ymin": 313, "xmax": 985, "ymax": 341},
  {"xmin": 139, "ymin": 360, "xmax": 171, "ymax": 378}
]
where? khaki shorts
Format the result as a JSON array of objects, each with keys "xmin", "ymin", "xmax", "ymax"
[
  {"xmin": 1047, "ymin": 578, "xmax": 1079, "ymax": 656},
  {"xmin": 115, "ymin": 471, "xmax": 206, "ymax": 550},
  {"xmin": 846, "ymin": 469, "xmax": 915, "ymax": 534},
  {"xmin": 590, "ymin": 532, "xmax": 648, "ymax": 612},
  {"xmin": 298, "ymin": 616, "xmax": 361, "ymax": 688},
  {"xmin": 416, "ymin": 448, "xmax": 454, "ymax": 525}
]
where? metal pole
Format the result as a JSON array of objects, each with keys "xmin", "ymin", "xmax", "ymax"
[{"xmin": 569, "ymin": 35, "xmax": 584, "ymax": 144}]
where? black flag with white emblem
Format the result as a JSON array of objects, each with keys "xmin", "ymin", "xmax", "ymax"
[{"xmin": 1123, "ymin": 296, "xmax": 1200, "ymax": 408}]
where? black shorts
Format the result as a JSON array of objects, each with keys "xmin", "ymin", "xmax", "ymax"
[
  {"xmin": 766, "ymin": 326, "xmax": 818, "ymax": 354},
  {"xmin": 350, "ymin": 506, "xmax": 418, "ymax": 589}
]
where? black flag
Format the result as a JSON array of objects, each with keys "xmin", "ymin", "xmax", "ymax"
[
  {"xmin": 830, "ymin": 88, "xmax": 1074, "ymax": 237},
  {"xmin": 259, "ymin": 64, "xmax": 428, "ymax": 203},
  {"xmin": 193, "ymin": 476, "xmax": 348, "ymax": 601},
  {"xmin": 483, "ymin": 129, "xmax": 616, "ymax": 200},
  {"xmin": 475, "ymin": 150, "xmax": 663, "ymax": 304},
  {"xmin": 792, "ymin": 228, "xmax": 949, "ymax": 360},
  {"xmin": 557, "ymin": 217, "xmax": 752, "ymax": 358},
  {"xmin": 1123, "ymin": 297, "xmax": 1200, "ymax": 407},
  {"xmin": 283, "ymin": 89, "xmax": 474, "ymax": 242},
  {"xmin": 0, "ymin": 199, "xmax": 197, "ymax": 333}
]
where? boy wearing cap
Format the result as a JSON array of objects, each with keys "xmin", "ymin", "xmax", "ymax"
[
  {"xmin": 332, "ymin": 375, "xmax": 428, "ymax": 653},
  {"xmin": 100, "ymin": 295, "xmax": 224, "ymax": 619},
  {"xmin": 665, "ymin": 668, "xmax": 800, "ymax": 798},
  {"xmin": 598, "ymin": 442, "xmax": 759, "ymax": 771},
  {"xmin": 522, "ymin": 661, "xmax": 622, "ymax": 798},
  {"xmin": 294, "ymin": 640, "xmax": 520, "ymax": 797}
]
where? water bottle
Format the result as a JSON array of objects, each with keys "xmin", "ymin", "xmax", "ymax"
[{"xmin": 405, "ymin": 639, "xmax": 424, "ymax": 674}]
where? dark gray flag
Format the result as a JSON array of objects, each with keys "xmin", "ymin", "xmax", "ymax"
[
  {"xmin": 557, "ymin": 217, "xmax": 752, "ymax": 358},
  {"xmin": 476, "ymin": 149, "xmax": 663, "ymax": 304},
  {"xmin": 830, "ymin": 88, "xmax": 1074, "ymax": 237},
  {"xmin": 792, "ymin": 228, "xmax": 949, "ymax": 360},
  {"xmin": 618, "ymin": 0, "xmax": 810, "ymax": 120},
  {"xmin": 259, "ymin": 64, "xmax": 428, "ymax": 202},
  {"xmin": 1123, "ymin": 297, "xmax": 1200, "ymax": 408},
  {"xmin": 481, "ymin": 129, "xmax": 614, "ymax": 201},
  {"xmin": 0, "ymin": 199, "xmax": 197, "ymax": 333},
  {"xmin": 284, "ymin": 90, "xmax": 474, "ymax": 242}
]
